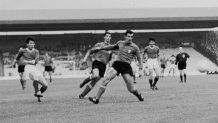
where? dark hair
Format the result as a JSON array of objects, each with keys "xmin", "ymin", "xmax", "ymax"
[
  {"xmin": 104, "ymin": 32, "xmax": 111, "ymax": 36},
  {"xmin": 25, "ymin": 36, "xmax": 36, "ymax": 44},
  {"xmin": 125, "ymin": 30, "xmax": 134, "ymax": 36},
  {"xmin": 149, "ymin": 38, "xmax": 155, "ymax": 42}
]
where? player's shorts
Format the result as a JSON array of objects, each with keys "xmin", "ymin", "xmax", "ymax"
[
  {"xmin": 92, "ymin": 60, "xmax": 107, "ymax": 77},
  {"xmin": 112, "ymin": 61, "xmax": 133, "ymax": 76},
  {"xmin": 45, "ymin": 66, "xmax": 52, "ymax": 72},
  {"xmin": 169, "ymin": 64, "xmax": 176, "ymax": 69},
  {"xmin": 178, "ymin": 62, "xmax": 187, "ymax": 70},
  {"xmin": 18, "ymin": 65, "xmax": 25, "ymax": 73},
  {"xmin": 24, "ymin": 64, "xmax": 43, "ymax": 80},
  {"xmin": 161, "ymin": 64, "xmax": 166, "ymax": 69},
  {"xmin": 147, "ymin": 58, "xmax": 159, "ymax": 69}
]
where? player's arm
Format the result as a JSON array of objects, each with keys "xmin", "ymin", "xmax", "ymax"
[
  {"xmin": 143, "ymin": 47, "xmax": 148, "ymax": 61},
  {"xmin": 90, "ymin": 43, "xmax": 119, "ymax": 54},
  {"xmin": 82, "ymin": 49, "xmax": 91, "ymax": 62},
  {"xmin": 16, "ymin": 50, "xmax": 23, "ymax": 61}
]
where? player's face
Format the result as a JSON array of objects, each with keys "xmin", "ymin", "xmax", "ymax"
[
  {"xmin": 104, "ymin": 34, "xmax": 111, "ymax": 44},
  {"xmin": 149, "ymin": 40, "xmax": 155, "ymax": 47},
  {"xmin": 125, "ymin": 33, "xmax": 133, "ymax": 42},
  {"xmin": 27, "ymin": 40, "xmax": 35, "ymax": 49}
]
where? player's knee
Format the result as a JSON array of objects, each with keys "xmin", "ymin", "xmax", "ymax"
[{"xmin": 128, "ymin": 87, "xmax": 136, "ymax": 93}]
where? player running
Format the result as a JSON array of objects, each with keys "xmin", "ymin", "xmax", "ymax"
[
  {"xmin": 16, "ymin": 36, "xmax": 48, "ymax": 102},
  {"xmin": 175, "ymin": 47, "xmax": 190, "ymax": 83},
  {"xmin": 168, "ymin": 55, "xmax": 176, "ymax": 76},
  {"xmin": 13, "ymin": 47, "xmax": 26, "ymax": 90},
  {"xmin": 88, "ymin": 30, "xmax": 144, "ymax": 104},
  {"xmin": 143, "ymin": 38, "xmax": 160, "ymax": 90},
  {"xmin": 160, "ymin": 53, "xmax": 168, "ymax": 78},
  {"xmin": 43, "ymin": 52, "xmax": 54, "ymax": 82},
  {"xmin": 79, "ymin": 32, "xmax": 112, "ymax": 99}
]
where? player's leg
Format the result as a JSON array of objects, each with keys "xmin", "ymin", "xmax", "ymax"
[
  {"xmin": 160, "ymin": 64, "xmax": 164, "ymax": 77},
  {"xmin": 79, "ymin": 61, "xmax": 100, "ymax": 88},
  {"xmin": 183, "ymin": 63, "xmax": 187, "ymax": 82},
  {"xmin": 179, "ymin": 70, "xmax": 183, "ymax": 82},
  {"xmin": 49, "ymin": 71, "xmax": 52, "ymax": 82},
  {"xmin": 79, "ymin": 68, "xmax": 100, "ymax": 97},
  {"xmin": 18, "ymin": 65, "xmax": 26, "ymax": 90},
  {"xmin": 80, "ymin": 61, "xmax": 107, "ymax": 98},
  {"xmin": 122, "ymin": 73, "xmax": 144, "ymax": 101},
  {"xmin": 148, "ymin": 69, "xmax": 154, "ymax": 89},
  {"xmin": 89, "ymin": 67, "xmax": 117, "ymax": 104},
  {"xmin": 147, "ymin": 59, "xmax": 155, "ymax": 89},
  {"xmin": 37, "ymin": 75, "xmax": 48, "ymax": 94},
  {"xmin": 178, "ymin": 63, "xmax": 183, "ymax": 82},
  {"xmin": 153, "ymin": 67, "xmax": 160, "ymax": 90},
  {"xmin": 29, "ymin": 69, "xmax": 48, "ymax": 97},
  {"xmin": 79, "ymin": 76, "xmax": 101, "ymax": 99}
]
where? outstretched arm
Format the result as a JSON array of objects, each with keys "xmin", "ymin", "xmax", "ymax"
[
  {"xmin": 82, "ymin": 50, "xmax": 91, "ymax": 62},
  {"xmin": 90, "ymin": 44, "xmax": 119, "ymax": 54}
]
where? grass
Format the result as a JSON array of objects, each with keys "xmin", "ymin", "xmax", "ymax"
[{"xmin": 1, "ymin": 75, "xmax": 218, "ymax": 123}]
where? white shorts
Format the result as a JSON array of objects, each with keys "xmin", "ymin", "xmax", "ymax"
[
  {"xmin": 169, "ymin": 64, "xmax": 176, "ymax": 69},
  {"xmin": 147, "ymin": 58, "xmax": 159, "ymax": 70},
  {"xmin": 24, "ymin": 64, "xmax": 43, "ymax": 80}
]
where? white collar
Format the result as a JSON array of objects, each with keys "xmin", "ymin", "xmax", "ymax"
[
  {"xmin": 149, "ymin": 45, "xmax": 155, "ymax": 49},
  {"xmin": 26, "ymin": 48, "xmax": 35, "ymax": 52}
]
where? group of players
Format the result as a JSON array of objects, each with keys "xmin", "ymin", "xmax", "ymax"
[
  {"xmin": 79, "ymin": 30, "xmax": 190, "ymax": 104},
  {"xmin": 13, "ymin": 30, "xmax": 189, "ymax": 103}
]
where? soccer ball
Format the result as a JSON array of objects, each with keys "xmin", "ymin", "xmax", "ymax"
[{"xmin": 197, "ymin": 60, "xmax": 210, "ymax": 73}]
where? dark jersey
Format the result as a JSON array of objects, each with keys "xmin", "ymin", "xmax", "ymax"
[
  {"xmin": 109, "ymin": 41, "xmax": 142, "ymax": 69},
  {"xmin": 144, "ymin": 45, "xmax": 159, "ymax": 59},
  {"xmin": 93, "ymin": 42, "xmax": 111, "ymax": 64},
  {"xmin": 16, "ymin": 48, "xmax": 39, "ymax": 65},
  {"xmin": 175, "ymin": 52, "xmax": 190, "ymax": 65},
  {"xmin": 44, "ymin": 55, "xmax": 53, "ymax": 66}
]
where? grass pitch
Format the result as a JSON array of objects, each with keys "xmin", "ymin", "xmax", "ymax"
[{"xmin": 1, "ymin": 75, "xmax": 218, "ymax": 123}]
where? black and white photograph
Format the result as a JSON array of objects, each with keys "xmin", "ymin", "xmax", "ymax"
[{"xmin": 1, "ymin": 0, "xmax": 218, "ymax": 122}]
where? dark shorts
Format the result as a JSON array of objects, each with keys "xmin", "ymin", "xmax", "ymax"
[
  {"xmin": 18, "ymin": 65, "xmax": 25, "ymax": 73},
  {"xmin": 45, "ymin": 66, "xmax": 53, "ymax": 72},
  {"xmin": 92, "ymin": 60, "xmax": 107, "ymax": 77},
  {"xmin": 112, "ymin": 61, "xmax": 133, "ymax": 76},
  {"xmin": 178, "ymin": 62, "xmax": 187, "ymax": 70},
  {"xmin": 161, "ymin": 64, "xmax": 166, "ymax": 69}
]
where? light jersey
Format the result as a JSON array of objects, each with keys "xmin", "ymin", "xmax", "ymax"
[
  {"xmin": 93, "ymin": 42, "xmax": 111, "ymax": 64},
  {"xmin": 144, "ymin": 45, "xmax": 159, "ymax": 59},
  {"xmin": 169, "ymin": 57, "xmax": 176, "ymax": 64},
  {"xmin": 44, "ymin": 55, "xmax": 53, "ymax": 66},
  {"xmin": 16, "ymin": 48, "xmax": 39, "ymax": 65},
  {"xmin": 160, "ymin": 56, "xmax": 168, "ymax": 65},
  {"xmin": 113, "ymin": 41, "xmax": 142, "ymax": 67}
]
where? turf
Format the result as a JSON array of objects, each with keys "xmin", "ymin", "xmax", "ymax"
[{"xmin": 1, "ymin": 75, "xmax": 218, "ymax": 123}]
